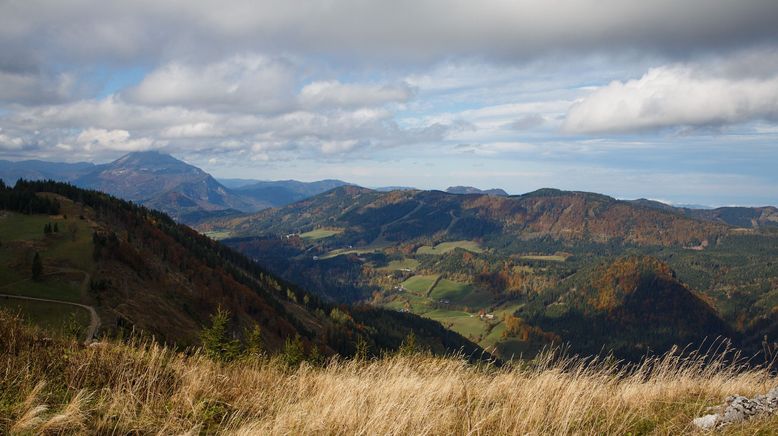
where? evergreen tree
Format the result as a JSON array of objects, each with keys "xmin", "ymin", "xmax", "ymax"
[
  {"xmin": 281, "ymin": 334, "xmax": 306, "ymax": 367},
  {"xmin": 398, "ymin": 331, "xmax": 418, "ymax": 356},
  {"xmin": 53, "ymin": 222, "xmax": 59, "ymax": 233},
  {"xmin": 354, "ymin": 335, "xmax": 369, "ymax": 361},
  {"xmin": 244, "ymin": 323, "xmax": 264, "ymax": 357},
  {"xmin": 31, "ymin": 252, "xmax": 43, "ymax": 280},
  {"xmin": 200, "ymin": 307, "xmax": 241, "ymax": 362},
  {"xmin": 44, "ymin": 223, "xmax": 52, "ymax": 234}
]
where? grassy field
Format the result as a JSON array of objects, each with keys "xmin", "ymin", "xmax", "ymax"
[
  {"xmin": 0, "ymin": 297, "xmax": 90, "ymax": 335},
  {"xmin": 386, "ymin": 292, "xmax": 434, "ymax": 313},
  {"xmin": 416, "ymin": 240, "xmax": 483, "ymax": 255},
  {"xmin": 401, "ymin": 274, "xmax": 439, "ymax": 294},
  {"xmin": 300, "ymin": 228, "xmax": 343, "ymax": 240},
  {"xmin": 428, "ymin": 279, "xmax": 471, "ymax": 300},
  {"xmin": 423, "ymin": 308, "xmax": 485, "ymax": 338},
  {"xmin": 0, "ymin": 212, "xmax": 51, "ymax": 241},
  {"xmin": 378, "ymin": 258, "xmax": 420, "ymax": 271},
  {"xmin": 2, "ymin": 310, "xmax": 775, "ymax": 435},
  {"xmin": 0, "ymin": 277, "xmax": 82, "ymax": 302},
  {"xmin": 0, "ymin": 212, "xmax": 90, "ymax": 303},
  {"xmin": 44, "ymin": 218, "xmax": 95, "ymax": 271},
  {"xmin": 321, "ymin": 247, "xmax": 381, "ymax": 259}
]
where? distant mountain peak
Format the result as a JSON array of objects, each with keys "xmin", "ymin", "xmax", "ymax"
[
  {"xmin": 112, "ymin": 150, "xmax": 197, "ymax": 170},
  {"xmin": 446, "ymin": 186, "xmax": 508, "ymax": 196}
]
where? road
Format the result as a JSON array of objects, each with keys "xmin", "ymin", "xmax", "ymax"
[{"xmin": 0, "ymin": 293, "xmax": 100, "ymax": 344}]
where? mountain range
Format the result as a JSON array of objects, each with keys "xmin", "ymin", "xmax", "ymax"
[
  {"xmin": 0, "ymin": 179, "xmax": 485, "ymax": 357},
  {"xmin": 197, "ymin": 185, "xmax": 778, "ymax": 359},
  {"xmin": 2, "ymin": 152, "xmax": 775, "ymax": 229},
  {"xmin": 3, "ymin": 151, "xmax": 778, "ymax": 360},
  {"xmin": 0, "ymin": 152, "xmax": 351, "ymax": 223},
  {"xmin": 446, "ymin": 186, "xmax": 509, "ymax": 196}
]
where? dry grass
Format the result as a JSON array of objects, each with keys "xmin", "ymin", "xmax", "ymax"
[{"xmin": 1, "ymin": 311, "xmax": 777, "ymax": 435}]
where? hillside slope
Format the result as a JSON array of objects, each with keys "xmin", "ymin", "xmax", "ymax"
[
  {"xmin": 515, "ymin": 256, "xmax": 735, "ymax": 359},
  {"xmin": 75, "ymin": 151, "xmax": 267, "ymax": 219},
  {"xmin": 233, "ymin": 179, "xmax": 352, "ymax": 207},
  {"xmin": 0, "ymin": 180, "xmax": 485, "ymax": 357},
  {"xmin": 195, "ymin": 187, "xmax": 765, "ymax": 359},
  {"xmin": 0, "ymin": 154, "xmax": 358, "ymax": 224},
  {"xmin": 204, "ymin": 186, "xmax": 728, "ymax": 247}
]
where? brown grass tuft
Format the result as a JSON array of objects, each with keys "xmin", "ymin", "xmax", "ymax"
[{"xmin": 1, "ymin": 310, "xmax": 776, "ymax": 434}]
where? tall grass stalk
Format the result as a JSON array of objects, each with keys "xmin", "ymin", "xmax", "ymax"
[{"xmin": 1, "ymin": 311, "xmax": 776, "ymax": 434}]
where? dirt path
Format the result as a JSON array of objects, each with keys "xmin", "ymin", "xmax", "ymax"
[{"xmin": 0, "ymin": 293, "xmax": 100, "ymax": 344}]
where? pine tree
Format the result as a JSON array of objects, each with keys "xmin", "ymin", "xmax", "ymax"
[
  {"xmin": 53, "ymin": 222, "xmax": 59, "ymax": 233},
  {"xmin": 244, "ymin": 324, "xmax": 263, "ymax": 357},
  {"xmin": 355, "ymin": 335, "xmax": 370, "ymax": 361},
  {"xmin": 281, "ymin": 334, "xmax": 306, "ymax": 367},
  {"xmin": 200, "ymin": 307, "xmax": 241, "ymax": 362},
  {"xmin": 398, "ymin": 331, "xmax": 418, "ymax": 356},
  {"xmin": 31, "ymin": 252, "xmax": 43, "ymax": 280}
]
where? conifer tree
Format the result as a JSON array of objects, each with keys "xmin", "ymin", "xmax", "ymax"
[
  {"xmin": 31, "ymin": 252, "xmax": 43, "ymax": 280},
  {"xmin": 244, "ymin": 323, "xmax": 263, "ymax": 357},
  {"xmin": 200, "ymin": 307, "xmax": 241, "ymax": 362}
]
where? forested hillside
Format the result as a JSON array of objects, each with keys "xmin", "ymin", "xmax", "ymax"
[
  {"xmin": 0, "ymin": 180, "xmax": 485, "ymax": 358},
  {"xmin": 198, "ymin": 187, "xmax": 778, "ymax": 361}
]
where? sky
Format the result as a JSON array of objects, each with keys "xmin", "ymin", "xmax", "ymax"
[{"xmin": 0, "ymin": 1, "xmax": 777, "ymax": 206}]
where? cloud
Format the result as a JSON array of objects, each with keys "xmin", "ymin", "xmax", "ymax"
[
  {"xmin": 508, "ymin": 114, "xmax": 546, "ymax": 130},
  {"xmin": 0, "ymin": 70, "xmax": 78, "ymax": 105},
  {"xmin": 563, "ymin": 60, "xmax": 778, "ymax": 134},
  {"xmin": 2, "ymin": 0, "xmax": 777, "ymax": 71},
  {"xmin": 1, "ymin": 90, "xmax": 451, "ymax": 161},
  {"xmin": 0, "ymin": 131, "xmax": 24, "ymax": 150},
  {"xmin": 299, "ymin": 81, "xmax": 414, "ymax": 109},
  {"xmin": 124, "ymin": 55, "xmax": 297, "ymax": 113},
  {"xmin": 75, "ymin": 128, "xmax": 159, "ymax": 152}
]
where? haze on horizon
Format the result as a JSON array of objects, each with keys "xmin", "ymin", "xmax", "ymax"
[{"xmin": 0, "ymin": 0, "xmax": 777, "ymax": 206}]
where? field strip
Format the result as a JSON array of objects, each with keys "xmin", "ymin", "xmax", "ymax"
[{"xmin": 425, "ymin": 275, "xmax": 443, "ymax": 297}]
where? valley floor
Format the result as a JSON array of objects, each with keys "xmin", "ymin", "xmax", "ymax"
[{"xmin": 2, "ymin": 311, "xmax": 776, "ymax": 435}]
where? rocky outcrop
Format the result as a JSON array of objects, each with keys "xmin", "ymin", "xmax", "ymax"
[{"xmin": 692, "ymin": 388, "xmax": 778, "ymax": 430}]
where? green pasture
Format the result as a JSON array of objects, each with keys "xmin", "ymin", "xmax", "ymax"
[
  {"xmin": 416, "ymin": 240, "xmax": 483, "ymax": 255},
  {"xmin": 300, "ymin": 228, "xmax": 343, "ymax": 240}
]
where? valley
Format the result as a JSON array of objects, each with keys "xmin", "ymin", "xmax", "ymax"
[
  {"xmin": 202, "ymin": 186, "xmax": 778, "ymax": 360},
  {"xmin": 5, "ymin": 154, "xmax": 775, "ymax": 363},
  {"xmin": 3, "ymin": 1, "xmax": 777, "ymax": 432}
]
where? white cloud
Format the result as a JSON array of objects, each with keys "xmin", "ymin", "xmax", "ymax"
[
  {"xmin": 125, "ymin": 55, "xmax": 296, "ymax": 113},
  {"xmin": 75, "ymin": 128, "xmax": 158, "ymax": 152},
  {"xmin": 1, "ymin": 90, "xmax": 450, "ymax": 161},
  {"xmin": 0, "ymin": 132, "xmax": 24, "ymax": 150},
  {"xmin": 564, "ymin": 62, "xmax": 778, "ymax": 134},
  {"xmin": 160, "ymin": 123, "xmax": 224, "ymax": 139}
]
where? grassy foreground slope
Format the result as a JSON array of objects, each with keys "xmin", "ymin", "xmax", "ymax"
[{"xmin": 1, "ymin": 311, "xmax": 776, "ymax": 435}]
